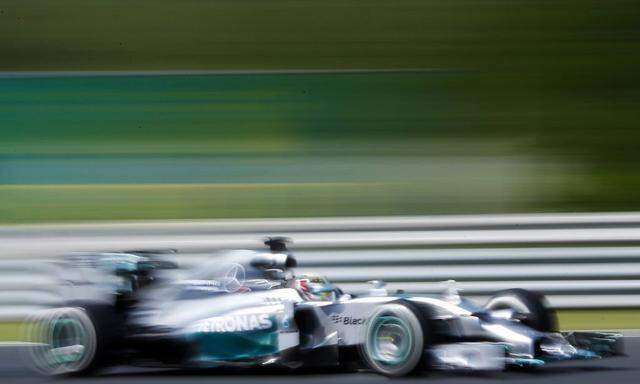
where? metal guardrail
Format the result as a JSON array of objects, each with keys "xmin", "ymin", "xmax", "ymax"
[{"xmin": 2, "ymin": 212, "xmax": 640, "ymax": 319}]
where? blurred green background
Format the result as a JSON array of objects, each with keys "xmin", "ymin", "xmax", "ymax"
[{"xmin": 1, "ymin": 0, "xmax": 639, "ymax": 222}]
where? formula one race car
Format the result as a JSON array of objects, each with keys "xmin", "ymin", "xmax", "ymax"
[{"xmin": 23, "ymin": 238, "xmax": 624, "ymax": 376}]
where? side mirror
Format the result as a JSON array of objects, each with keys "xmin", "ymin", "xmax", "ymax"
[{"xmin": 368, "ymin": 280, "xmax": 388, "ymax": 296}]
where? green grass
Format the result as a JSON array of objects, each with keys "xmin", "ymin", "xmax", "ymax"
[
  {"xmin": 0, "ymin": 322, "xmax": 22, "ymax": 342},
  {"xmin": 0, "ymin": 72, "xmax": 472, "ymax": 155},
  {"xmin": 1, "ymin": 1, "xmax": 640, "ymax": 220},
  {"xmin": 1, "ymin": 71, "xmax": 640, "ymax": 222},
  {"xmin": 0, "ymin": 180, "xmax": 534, "ymax": 222},
  {"xmin": 1, "ymin": 310, "xmax": 637, "ymax": 341},
  {"xmin": 0, "ymin": 0, "xmax": 637, "ymax": 72},
  {"xmin": 558, "ymin": 309, "xmax": 640, "ymax": 330}
]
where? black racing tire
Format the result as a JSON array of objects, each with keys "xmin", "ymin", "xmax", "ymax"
[
  {"xmin": 23, "ymin": 303, "xmax": 119, "ymax": 376},
  {"xmin": 485, "ymin": 288, "xmax": 558, "ymax": 332},
  {"xmin": 71, "ymin": 302, "xmax": 122, "ymax": 375},
  {"xmin": 360, "ymin": 302, "xmax": 427, "ymax": 376}
]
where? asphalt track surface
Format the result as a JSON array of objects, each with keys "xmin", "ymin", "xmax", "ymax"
[{"xmin": 1, "ymin": 337, "xmax": 638, "ymax": 384}]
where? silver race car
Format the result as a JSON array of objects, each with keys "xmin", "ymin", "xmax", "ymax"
[{"xmin": 24, "ymin": 238, "xmax": 623, "ymax": 376}]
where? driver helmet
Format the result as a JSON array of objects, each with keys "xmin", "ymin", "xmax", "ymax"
[{"xmin": 293, "ymin": 273, "xmax": 337, "ymax": 301}]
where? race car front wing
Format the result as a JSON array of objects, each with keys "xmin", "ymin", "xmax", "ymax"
[{"xmin": 429, "ymin": 331, "xmax": 624, "ymax": 371}]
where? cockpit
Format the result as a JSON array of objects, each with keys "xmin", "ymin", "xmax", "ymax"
[{"xmin": 172, "ymin": 247, "xmax": 342, "ymax": 302}]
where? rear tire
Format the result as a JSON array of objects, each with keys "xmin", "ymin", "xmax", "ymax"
[
  {"xmin": 360, "ymin": 303, "xmax": 426, "ymax": 376},
  {"xmin": 23, "ymin": 304, "xmax": 118, "ymax": 376},
  {"xmin": 485, "ymin": 288, "xmax": 557, "ymax": 332}
]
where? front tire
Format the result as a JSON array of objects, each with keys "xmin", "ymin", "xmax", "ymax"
[
  {"xmin": 361, "ymin": 303, "xmax": 426, "ymax": 376},
  {"xmin": 485, "ymin": 288, "xmax": 558, "ymax": 332}
]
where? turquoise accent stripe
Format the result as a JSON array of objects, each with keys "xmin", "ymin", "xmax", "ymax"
[
  {"xmin": 185, "ymin": 315, "xmax": 281, "ymax": 362},
  {"xmin": 189, "ymin": 330, "xmax": 279, "ymax": 362}
]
